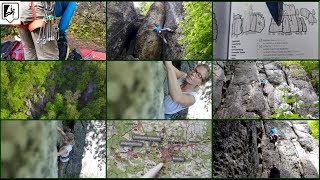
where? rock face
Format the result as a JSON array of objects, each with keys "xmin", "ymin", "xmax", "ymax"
[
  {"xmin": 107, "ymin": 2, "xmax": 185, "ymax": 60},
  {"xmin": 214, "ymin": 61, "xmax": 319, "ymax": 119},
  {"xmin": 214, "ymin": 120, "xmax": 319, "ymax": 178},
  {"xmin": 162, "ymin": 2, "xmax": 185, "ymax": 60},
  {"xmin": 1, "ymin": 121, "xmax": 58, "ymax": 178},
  {"xmin": 58, "ymin": 121, "xmax": 106, "ymax": 178},
  {"xmin": 107, "ymin": 2, "xmax": 138, "ymax": 59},
  {"xmin": 107, "ymin": 61, "xmax": 166, "ymax": 119},
  {"xmin": 134, "ymin": 2, "xmax": 165, "ymax": 59},
  {"xmin": 213, "ymin": 121, "xmax": 259, "ymax": 178}
]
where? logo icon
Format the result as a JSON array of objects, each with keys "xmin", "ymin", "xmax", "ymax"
[{"xmin": 2, "ymin": 2, "xmax": 19, "ymax": 23}]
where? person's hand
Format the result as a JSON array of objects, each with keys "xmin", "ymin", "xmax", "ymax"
[
  {"xmin": 57, "ymin": 126, "xmax": 62, "ymax": 131},
  {"xmin": 164, "ymin": 61, "xmax": 173, "ymax": 68}
]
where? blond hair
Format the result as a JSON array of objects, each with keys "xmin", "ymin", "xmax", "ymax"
[{"xmin": 66, "ymin": 133, "xmax": 75, "ymax": 146}]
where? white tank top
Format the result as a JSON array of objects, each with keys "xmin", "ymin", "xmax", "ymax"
[
  {"xmin": 164, "ymin": 74, "xmax": 197, "ymax": 114},
  {"xmin": 59, "ymin": 144, "xmax": 72, "ymax": 162}
]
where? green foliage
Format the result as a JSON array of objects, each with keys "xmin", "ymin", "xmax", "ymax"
[
  {"xmin": 281, "ymin": 61, "xmax": 318, "ymax": 92},
  {"xmin": 139, "ymin": 2, "xmax": 153, "ymax": 15},
  {"xmin": 69, "ymin": 16, "xmax": 106, "ymax": 47},
  {"xmin": 270, "ymin": 84, "xmax": 315, "ymax": 119},
  {"xmin": 1, "ymin": 62, "xmax": 106, "ymax": 120},
  {"xmin": 308, "ymin": 121, "xmax": 319, "ymax": 140},
  {"xmin": 179, "ymin": 2, "xmax": 213, "ymax": 60}
]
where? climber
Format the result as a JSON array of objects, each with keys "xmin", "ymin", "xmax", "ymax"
[
  {"xmin": 153, "ymin": 25, "xmax": 174, "ymax": 44},
  {"xmin": 57, "ymin": 126, "xmax": 75, "ymax": 162},
  {"xmin": 54, "ymin": 1, "xmax": 77, "ymax": 60},
  {"xmin": 269, "ymin": 164, "xmax": 280, "ymax": 178},
  {"xmin": 261, "ymin": 79, "xmax": 267, "ymax": 88},
  {"xmin": 268, "ymin": 127, "xmax": 279, "ymax": 145},
  {"xmin": 163, "ymin": 61, "xmax": 211, "ymax": 119}
]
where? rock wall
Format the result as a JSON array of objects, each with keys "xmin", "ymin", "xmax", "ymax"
[
  {"xmin": 58, "ymin": 120, "xmax": 106, "ymax": 178},
  {"xmin": 213, "ymin": 120, "xmax": 319, "ymax": 178},
  {"xmin": 214, "ymin": 61, "xmax": 318, "ymax": 119},
  {"xmin": 1, "ymin": 121, "xmax": 58, "ymax": 178},
  {"xmin": 107, "ymin": 61, "xmax": 166, "ymax": 119},
  {"xmin": 107, "ymin": 2, "xmax": 138, "ymax": 59},
  {"xmin": 134, "ymin": 2, "xmax": 165, "ymax": 59},
  {"xmin": 162, "ymin": 2, "xmax": 185, "ymax": 60},
  {"xmin": 107, "ymin": 2, "xmax": 185, "ymax": 60}
]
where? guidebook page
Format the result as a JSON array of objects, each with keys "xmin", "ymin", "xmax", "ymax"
[{"xmin": 228, "ymin": 2, "xmax": 318, "ymax": 59}]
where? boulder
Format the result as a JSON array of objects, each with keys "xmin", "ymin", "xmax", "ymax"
[{"xmin": 134, "ymin": 2, "xmax": 165, "ymax": 59}]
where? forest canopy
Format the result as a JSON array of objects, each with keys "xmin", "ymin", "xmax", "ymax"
[
  {"xmin": 179, "ymin": 2, "xmax": 213, "ymax": 60},
  {"xmin": 1, "ymin": 61, "xmax": 106, "ymax": 120}
]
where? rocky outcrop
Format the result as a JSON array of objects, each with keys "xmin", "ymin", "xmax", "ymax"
[
  {"xmin": 107, "ymin": 2, "xmax": 139, "ymax": 59},
  {"xmin": 107, "ymin": 61, "xmax": 166, "ymax": 119},
  {"xmin": 1, "ymin": 121, "xmax": 58, "ymax": 178},
  {"xmin": 134, "ymin": 2, "xmax": 165, "ymax": 60},
  {"xmin": 107, "ymin": 2, "xmax": 185, "ymax": 60},
  {"xmin": 214, "ymin": 120, "xmax": 319, "ymax": 178},
  {"xmin": 214, "ymin": 61, "xmax": 319, "ymax": 119},
  {"xmin": 162, "ymin": 2, "xmax": 185, "ymax": 60},
  {"xmin": 75, "ymin": 2, "xmax": 106, "ymax": 23}
]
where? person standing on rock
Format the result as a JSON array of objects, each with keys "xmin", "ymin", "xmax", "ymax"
[
  {"xmin": 163, "ymin": 61, "xmax": 211, "ymax": 119},
  {"xmin": 153, "ymin": 24, "xmax": 174, "ymax": 44}
]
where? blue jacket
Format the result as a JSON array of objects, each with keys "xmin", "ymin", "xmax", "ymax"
[
  {"xmin": 54, "ymin": 2, "xmax": 76, "ymax": 34},
  {"xmin": 153, "ymin": 26, "xmax": 161, "ymax": 33},
  {"xmin": 270, "ymin": 128, "xmax": 278, "ymax": 134}
]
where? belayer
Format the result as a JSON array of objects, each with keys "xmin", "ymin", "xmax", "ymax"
[
  {"xmin": 15, "ymin": 1, "xmax": 76, "ymax": 60},
  {"xmin": 153, "ymin": 24, "xmax": 174, "ymax": 44}
]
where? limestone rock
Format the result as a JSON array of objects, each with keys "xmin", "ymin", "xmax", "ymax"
[{"xmin": 134, "ymin": 2, "xmax": 165, "ymax": 59}]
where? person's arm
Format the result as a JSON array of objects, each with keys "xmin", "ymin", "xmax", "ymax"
[
  {"xmin": 55, "ymin": 2, "xmax": 76, "ymax": 34},
  {"xmin": 164, "ymin": 61, "xmax": 195, "ymax": 107},
  {"xmin": 163, "ymin": 61, "xmax": 185, "ymax": 79},
  {"xmin": 57, "ymin": 147, "xmax": 68, "ymax": 156},
  {"xmin": 57, "ymin": 126, "xmax": 68, "ymax": 140}
]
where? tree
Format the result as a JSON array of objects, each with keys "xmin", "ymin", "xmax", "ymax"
[{"xmin": 179, "ymin": 2, "xmax": 213, "ymax": 60}]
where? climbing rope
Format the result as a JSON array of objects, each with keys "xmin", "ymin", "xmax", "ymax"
[{"xmin": 108, "ymin": 15, "xmax": 140, "ymax": 42}]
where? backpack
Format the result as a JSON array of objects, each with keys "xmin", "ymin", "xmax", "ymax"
[{"xmin": 1, "ymin": 41, "xmax": 24, "ymax": 60}]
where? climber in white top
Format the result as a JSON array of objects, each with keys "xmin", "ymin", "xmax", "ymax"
[
  {"xmin": 163, "ymin": 61, "xmax": 211, "ymax": 119},
  {"xmin": 57, "ymin": 126, "xmax": 75, "ymax": 162}
]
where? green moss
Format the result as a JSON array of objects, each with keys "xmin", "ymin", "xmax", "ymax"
[{"xmin": 308, "ymin": 121, "xmax": 319, "ymax": 140}]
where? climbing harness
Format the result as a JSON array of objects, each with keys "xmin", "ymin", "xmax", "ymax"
[{"xmin": 36, "ymin": 2, "xmax": 59, "ymax": 44}]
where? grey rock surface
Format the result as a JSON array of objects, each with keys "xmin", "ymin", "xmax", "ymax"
[
  {"xmin": 107, "ymin": 61, "xmax": 165, "ymax": 119},
  {"xmin": 1, "ymin": 121, "xmax": 58, "ymax": 178},
  {"xmin": 214, "ymin": 61, "xmax": 319, "ymax": 119},
  {"xmin": 134, "ymin": 2, "xmax": 165, "ymax": 59},
  {"xmin": 213, "ymin": 120, "xmax": 319, "ymax": 178}
]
